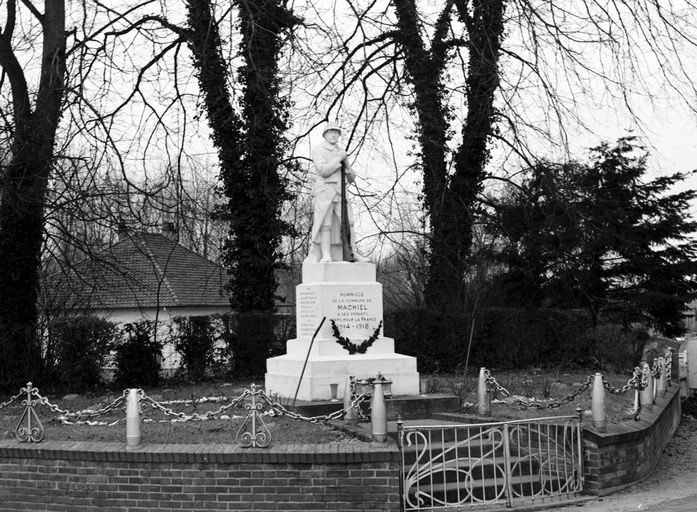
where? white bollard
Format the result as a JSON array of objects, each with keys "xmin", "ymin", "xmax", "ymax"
[
  {"xmin": 657, "ymin": 357, "xmax": 667, "ymax": 397},
  {"xmin": 640, "ymin": 361, "xmax": 654, "ymax": 412},
  {"xmin": 126, "ymin": 389, "xmax": 141, "ymax": 447},
  {"xmin": 371, "ymin": 379, "xmax": 387, "ymax": 442},
  {"xmin": 477, "ymin": 367, "xmax": 491, "ymax": 417},
  {"xmin": 343, "ymin": 376, "xmax": 357, "ymax": 425},
  {"xmin": 687, "ymin": 337, "xmax": 697, "ymax": 389},
  {"xmin": 591, "ymin": 373, "xmax": 607, "ymax": 432}
]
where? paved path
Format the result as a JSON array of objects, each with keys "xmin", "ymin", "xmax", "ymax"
[{"xmin": 552, "ymin": 415, "xmax": 697, "ymax": 512}]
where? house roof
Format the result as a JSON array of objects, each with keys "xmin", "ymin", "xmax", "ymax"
[{"xmin": 53, "ymin": 232, "xmax": 230, "ymax": 311}]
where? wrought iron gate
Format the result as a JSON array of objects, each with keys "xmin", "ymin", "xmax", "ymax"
[{"xmin": 398, "ymin": 416, "xmax": 583, "ymax": 510}]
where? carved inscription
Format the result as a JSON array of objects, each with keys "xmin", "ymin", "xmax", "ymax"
[
  {"xmin": 297, "ymin": 288, "xmax": 321, "ymax": 338},
  {"xmin": 331, "ymin": 291, "xmax": 379, "ymax": 332}
]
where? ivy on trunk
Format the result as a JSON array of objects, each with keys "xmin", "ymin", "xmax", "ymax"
[
  {"xmin": 392, "ymin": 0, "xmax": 506, "ymax": 313},
  {"xmin": 185, "ymin": 0, "xmax": 297, "ymax": 315}
]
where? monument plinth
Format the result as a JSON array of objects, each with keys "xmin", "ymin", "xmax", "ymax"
[{"xmin": 265, "ymin": 261, "xmax": 419, "ymax": 400}]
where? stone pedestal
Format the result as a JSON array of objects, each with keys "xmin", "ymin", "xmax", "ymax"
[{"xmin": 265, "ymin": 261, "xmax": 419, "ymax": 400}]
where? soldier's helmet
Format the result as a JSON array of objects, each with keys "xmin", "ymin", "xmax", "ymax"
[{"xmin": 322, "ymin": 122, "xmax": 342, "ymax": 137}]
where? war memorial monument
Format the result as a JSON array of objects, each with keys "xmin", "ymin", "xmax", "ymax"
[{"xmin": 265, "ymin": 123, "xmax": 420, "ymax": 400}]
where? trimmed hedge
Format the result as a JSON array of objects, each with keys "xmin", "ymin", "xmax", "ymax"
[
  {"xmin": 113, "ymin": 321, "xmax": 162, "ymax": 388},
  {"xmin": 384, "ymin": 307, "xmax": 608, "ymax": 372},
  {"xmin": 44, "ymin": 315, "xmax": 116, "ymax": 391}
]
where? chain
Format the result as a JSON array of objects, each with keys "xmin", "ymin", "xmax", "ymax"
[
  {"xmin": 665, "ymin": 348, "xmax": 673, "ymax": 387},
  {"xmin": 0, "ymin": 389, "xmax": 24, "ymax": 411},
  {"xmin": 140, "ymin": 390, "xmax": 250, "ymax": 422},
  {"xmin": 603, "ymin": 366, "xmax": 645, "ymax": 394},
  {"xmin": 484, "ymin": 370, "xmax": 593, "ymax": 410},
  {"xmin": 60, "ymin": 417, "xmax": 125, "ymax": 427},
  {"xmin": 261, "ymin": 390, "xmax": 370, "ymax": 422}
]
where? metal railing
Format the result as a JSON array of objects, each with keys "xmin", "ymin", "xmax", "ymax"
[
  {"xmin": 477, "ymin": 347, "xmax": 674, "ymax": 428},
  {"xmin": 398, "ymin": 416, "xmax": 583, "ymax": 510},
  {"xmin": 0, "ymin": 381, "xmax": 370, "ymax": 447}
]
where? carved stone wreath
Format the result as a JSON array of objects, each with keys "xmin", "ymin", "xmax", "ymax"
[{"xmin": 330, "ymin": 320, "xmax": 383, "ymax": 355}]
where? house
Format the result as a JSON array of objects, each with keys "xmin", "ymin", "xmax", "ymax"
[
  {"xmin": 42, "ymin": 227, "xmax": 298, "ymax": 377},
  {"xmin": 47, "ymin": 229, "xmax": 232, "ymax": 323}
]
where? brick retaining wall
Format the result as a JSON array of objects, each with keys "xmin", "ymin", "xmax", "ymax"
[
  {"xmin": 0, "ymin": 441, "xmax": 400, "ymax": 511},
  {"xmin": 0, "ymin": 384, "xmax": 682, "ymax": 509},
  {"xmin": 582, "ymin": 383, "xmax": 681, "ymax": 494}
]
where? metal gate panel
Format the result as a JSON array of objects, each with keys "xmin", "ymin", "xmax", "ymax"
[{"xmin": 398, "ymin": 416, "xmax": 583, "ymax": 510}]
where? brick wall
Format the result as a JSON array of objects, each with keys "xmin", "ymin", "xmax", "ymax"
[
  {"xmin": 582, "ymin": 383, "xmax": 681, "ymax": 494},
  {"xmin": 0, "ymin": 384, "xmax": 683, "ymax": 508},
  {"xmin": 0, "ymin": 442, "xmax": 400, "ymax": 511}
]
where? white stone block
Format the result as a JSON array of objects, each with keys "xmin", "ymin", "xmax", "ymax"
[
  {"xmin": 296, "ymin": 282, "xmax": 383, "ymax": 342},
  {"xmin": 285, "ymin": 336, "xmax": 395, "ymax": 357},
  {"xmin": 265, "ymin": 352, "xmax": 419, "ymax": 401},
  {"xmin": 302, "ymin": 261, "xmax": 375, "ymax": 283},
  {"xmin": 266, "ymin": 260, "xmax": 420, "ymax": 400}
]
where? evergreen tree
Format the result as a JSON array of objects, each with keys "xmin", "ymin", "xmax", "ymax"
[{"xmin": 492, "ymin": 137, "xmax": 697, "ymax": 336}]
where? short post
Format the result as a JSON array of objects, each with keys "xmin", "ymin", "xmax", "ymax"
[
  {"xmin": 126, "ymin": 389, "xmax": 141, "ymax": 447},
  {"xmin": 631, "ymin": 381, "xmax": 639, "ymax": 419},
  {"xmin": 343, "ymin": 376, "xmax": 357, "ymax": 425},
  {"xmin": 591, "ymin": 373, "xmax": 607, "ymax": 432},
  {"xmin": 657, "ymin": 357, "xmax": 667, "ymax": 397},
  {"xmin": 652, "ymin": 362, "xmax": 658, "ymax": 402},
  {"xmin": 640, "ymin": 361, "xmax": 654, "ymax": 412},
  {"xmin": 371, "ymin": 377, "xmax": 387, "ymax": 442},
  {"xmin": 477, "ymin": 367, "xmax": 491, "ymax": 417},
  {"xmin": 670, "ymin": 347, "xmax": 679, "ymax": 384}
]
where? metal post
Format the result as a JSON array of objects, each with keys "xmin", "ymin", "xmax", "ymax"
[
  {"xmin": 591, "ymin": 373, "xmax": 607, "ymax": 432},
  {"xmin": 478, "ymin": 367, "xmax": 491, "ymax": 417},
  {"xmin": 291, "ymin": 317, "xmax": 326, "ymax": 410},
  {"xmin": 640, "ymin": 361, "xmax": 654, "ymax": 412},
  {"xmin": 372, "ymin": 376, "xmax": 387, "ymax": 442},
  {"xmin": 657, "ymin": 357, "xmax": 667, "ymax": 397},
  {"xmin": 396, "ymin": 416, "xmax": 405, "ymax": 512},
  {"xmin": 126, "ymin": 389, "xmax": 141, "ymax": 447},
  {"xmin": 343, "ymin": 375, "xmax": 357, "ymax": 424}
]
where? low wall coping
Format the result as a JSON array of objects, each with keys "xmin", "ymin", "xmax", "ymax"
[
  {"xmin": 0, "ymin": 438, "xmax": 399, "ymax": 465},
  {"xmin": 582, "ymin": 382, "xmax": 680, "ymax": 447}
]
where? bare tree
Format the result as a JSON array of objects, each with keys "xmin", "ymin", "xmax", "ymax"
[
  {"xmin": 0, "ymin": 1, "xmax": 67, "ymax": 388},
  {"xmin": 285, "ymin": 0, "xmax": 697, "ymax": 314}
]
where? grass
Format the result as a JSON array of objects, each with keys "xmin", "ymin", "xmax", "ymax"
[
  {"xmin": 423, "ymin": 367, "xmax": 642, "ymax": 424},
  {"xmin": 0, "ymin": 368, "xmax": 646, "ymax": 444},
  {"xmin": 0, "ymin": 381, "xmax": 358, "ymax": 445}
]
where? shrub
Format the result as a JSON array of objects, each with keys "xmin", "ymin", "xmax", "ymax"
[
  {"xmin": 590, "ymin": 324, "xmax": 649, "ymax": 372},
  {"xmin": 223, "ymin": 312, "xmax": 284, "ymax": 378},
  {"xmin": 385, "ymin": 307, "xmax": 596, "ymax": 372},
  {"xmin": 44, "ymin": 315, "xmax": 116, "ymax": 392},
  {"xmin": 113, "ymin": 321, "xmax": 161, "ymax": 388},
  {"xmin": 171, "ymin": 316, "xmax": 215, "ymax": 382}
]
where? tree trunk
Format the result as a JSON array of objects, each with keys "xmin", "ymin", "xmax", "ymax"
[
  {"xmin": 425, "ymin": 0, "xmax": 506, "ymax": 312},
  {"xmin": 392, "ymin": 0, "xmax": 505, "ymax": 313},
  {"xmin": 186, "ymin": 0, "xmax": 297, "ymax": 315},
  {"xmin": 0, "ymin": 1, "xmax": 66, "ymax": 390},
  {"xmin": 392, "ymin": 0, "xmax": 451, "ymax": 309}
]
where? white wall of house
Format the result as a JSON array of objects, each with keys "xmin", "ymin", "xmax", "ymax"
[
  {"xmin": 91, "ymin": 305, "xmax": 231, "ymax": 324},
  {"xmin": 90, "ymin": 306, "xmax": 231, "ymax": 379}
]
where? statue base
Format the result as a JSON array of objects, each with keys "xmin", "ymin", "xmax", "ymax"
[
  {"xmin": 265, "ymin": 352, "xmax": 419, "ymax": 401},
  {"xmin": 264, "ymin": 261, "xmax": 419, "ymax": 401}
]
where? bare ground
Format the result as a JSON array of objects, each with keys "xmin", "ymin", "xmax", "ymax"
[{"xmin": 553, "ymin": 414, "xmax": 697, "ymax": 512}]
